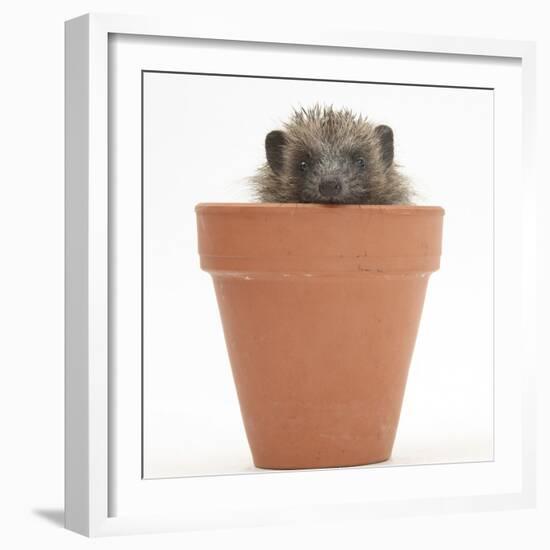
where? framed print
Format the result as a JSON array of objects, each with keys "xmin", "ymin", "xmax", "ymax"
[{"xmin": 65, "ymin": 13, "xmax": 537, "ymax": 537}]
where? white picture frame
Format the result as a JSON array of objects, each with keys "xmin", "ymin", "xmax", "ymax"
[{"xmin": 65, "ymin": 12, "xmax": 537, "ymax": 537}]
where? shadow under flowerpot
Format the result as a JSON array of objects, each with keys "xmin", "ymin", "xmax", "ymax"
[{"xmin": 196, "ymin": 203, "xmax": 444, "ymax": 470}]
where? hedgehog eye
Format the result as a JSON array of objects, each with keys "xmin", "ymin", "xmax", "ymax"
[
  {"xmin": 299, "ymin": 161, "xmax": 308, "ymax": 172},
  {"xmin": 356, "ymin": 157, "xmax": 366, "ymax": 169}
]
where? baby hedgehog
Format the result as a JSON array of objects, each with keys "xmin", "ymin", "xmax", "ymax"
[{"xmin": 250, "ymin": 105, "xmax": 413, "ymax": 205}]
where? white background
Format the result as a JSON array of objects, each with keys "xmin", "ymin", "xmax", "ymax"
[
  {"xmin": 142, "ymin": 71, "xmax": 494, "ymax": 477},
  {"xmin": 0, "ymin": 1, "xmax": 547, "ymax": 549}
]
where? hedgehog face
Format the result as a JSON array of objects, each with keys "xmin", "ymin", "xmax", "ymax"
[
  {"xmin": 264, "ymin": 107, "xmax": 396, "ymax": 205},
  {"xmin": 285, "ymin": 141, "xmax": 378, "ymax": 204}
]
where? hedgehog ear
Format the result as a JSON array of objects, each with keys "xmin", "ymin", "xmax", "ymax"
[
  {"xmin": 374, "ymin": 125, "xmax": 394, "ymax": 170},
  {"xmin": 265, "ymin": 130, "xmax": 287, "ymax": 175}
]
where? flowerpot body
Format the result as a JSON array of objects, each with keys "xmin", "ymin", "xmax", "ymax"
[{"xmin": 196, "ymin": 203, "xmax": 444, "ymax": 470}]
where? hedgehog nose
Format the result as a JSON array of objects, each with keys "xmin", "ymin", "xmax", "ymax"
[{"xmin": 319, "ymin": 180, "xmax": 342, "ymax": 197}]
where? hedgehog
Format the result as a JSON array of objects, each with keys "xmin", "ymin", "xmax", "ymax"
[{"xmin": 249, "ymin": 105, "xmax": 413, "ymax": 205}]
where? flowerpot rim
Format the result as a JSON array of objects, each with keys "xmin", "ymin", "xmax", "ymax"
[
  {"xmin": 196, "ymin": 202, "xmax": 445, "ymax": 275},
  {"xmin": 196, "ymin": 202, "xmax": 445, "ymax": 215}
]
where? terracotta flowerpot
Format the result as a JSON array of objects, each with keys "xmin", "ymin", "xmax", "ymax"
[{"xmin": 196, "ymin": 203, "xmax": 444, "ymax": 470}]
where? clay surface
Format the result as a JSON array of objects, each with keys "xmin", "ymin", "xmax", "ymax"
[{"xmin": 196, "ymin": 203, "xmax": 444, "ymax": 469}]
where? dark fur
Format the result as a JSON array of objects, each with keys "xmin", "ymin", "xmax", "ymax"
[{"xmin": 249, "ymin": 105, "xmax": 413, "ymax": 204}]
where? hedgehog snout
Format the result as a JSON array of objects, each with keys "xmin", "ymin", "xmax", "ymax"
[{"xmin": 318, "ymin": 179, "xmax": 342, "ymax": 198}]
